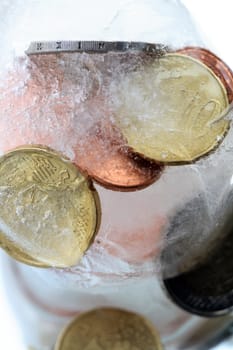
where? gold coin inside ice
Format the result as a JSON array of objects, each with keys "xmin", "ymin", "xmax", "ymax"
[
  {"xmin": 55, "ymin": 308, "xmax": 163, "ymax": 350},
  {"xmin": 0, "ymin": 146, "xmax": 100, "ymax": 268},
  {"xmin": 112, "ymin": 53, "xmax": 229, "ymax": 162}
]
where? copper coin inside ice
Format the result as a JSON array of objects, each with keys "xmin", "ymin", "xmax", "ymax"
[
  {"xmin": 177, "ymin": 47, "xmax": 233, "ymax": 103},
  {"xmin": 0, "ymin": 146, "xmax": 101, "ymax": 268},
  {"xmin": 111, "ymin": 53, "xmax": 229, "ymax": 163},
  {"xmin": 73, "ymin": 116, "xmax": 164, "ymax": 191},
  {"xmin": 0, "ymin": 54, "xmax": 163, "ymax": 191}
]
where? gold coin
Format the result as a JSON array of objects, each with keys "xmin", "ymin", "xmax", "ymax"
[
  {"xmin": 55, "ymin": 308, "xmax": 163, "ymax": 350},
  {"xmin": 113, "ymin": 53, "xmax": 229, "ymax": 162},
  {"xmin": 0, "ymin": 145, "xmax": 100, "ymax": 268}
]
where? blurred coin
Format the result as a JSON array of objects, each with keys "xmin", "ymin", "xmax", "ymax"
[
  {"xmin": 163, "ymin": 230, "xmax": 233, "ymax": 317},
  {"xmin": 0, "ymin": 146, "xmax": 101, "ymax": 268},
  {"xmin": 112, "ymin": 53, "xmax": 229, "ymax": 163},
  {"xmin": 163, "ymin": 190, "xmax": 233, "ymax": 317},
  {"xmin": 161, "ymin": 194, "xmax": 213, "ymax": 279},
  {"xmin": 55, "ymin": 308, "xmax": 163, "ymax": 350},
  {"xmin": 177, "ymin": 47, "xmax": 233, "ymax": 103}
]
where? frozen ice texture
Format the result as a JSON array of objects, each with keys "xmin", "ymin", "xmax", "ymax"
[
  {"xmin": 1, "ymin": 2, "xmax": 233, "ymax": 350},
  {"xmin": 0, "ymin": 0, "xmax": 233, "ymax": 304},
  {"xmin": 0, "ymin": 43, "xmax": 232, "ymax": 278},
  {"xmin": 3, "ymin": 254, "xmax": 200, "ymax": 345},
  {"xmin": 4, "ymin": 253, "xmax": 232, "ymax": 350},
  {"xmin": 0, "ymin": 0, "xmax": 203, "ymax": 68},
  {"xmin": 0, "ymin": 54, "xmax": 218, "ymax": 274}
]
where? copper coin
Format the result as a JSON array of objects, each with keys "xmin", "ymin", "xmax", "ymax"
[
  {"xmin": 177, "ymin": 46, "xmax": 233, "ymax": 103},
  {"xmin": 73, "ymin": 118, "xmax": 164, "ymax": 192},
  {"xmin": 0, "ymin": 54, "xmax": 163, "ymax": 192}
]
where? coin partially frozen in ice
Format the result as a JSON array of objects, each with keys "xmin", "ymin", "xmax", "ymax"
[
  {"xmin": 74, "ymin": 119, "xmax": 164, "ymax": 191},
  {"xmin": 177, "ymin": 47, "xmax": 233, "ymax": 103},
  {"xmin": 112, "ymin": 53, "xmax": 229, "ymax": 162},
  {"xmin": 0, "ymin": 146, "xmax": 100, "ymax": 267},
  {"xmin": 0, "ymin": 54, "xmax": 163, "ymax": 192},
  {"xmin": 55, "ymin": 308, "xmax": 162, "ymax": 350}
]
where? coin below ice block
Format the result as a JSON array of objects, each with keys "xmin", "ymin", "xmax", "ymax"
[
  {"xmin": 111, "ymin": 53, "xmax": 230, "ymax": 163},
  {"xmin": 0, "ymin": 146, "xmax": 100, "ymax": 268},
  {"xmin": 55, "ymin": 308, "xmax": 163, "ymax": 350},
  {"xmin": 3, "ymin": 253, "xmax": 233, "ymax": 350}
]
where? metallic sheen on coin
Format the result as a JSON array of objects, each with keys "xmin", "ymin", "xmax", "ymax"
[
  {"xmin": 0, "ymin": 146, "xmax": 100, "ymax": 268},
  {"xmin": 177, "ymin": 47, "xmax": 233, "ymax": 103},
  {"xmin": 55, "ymin": 308, "xmax": 163, "ymax": 350},
  {"xmin": 113, "ymin": 53, "xmax": 229, "ymax": 163},
  {"xmin": 26, "ymin": 40, "xmax": 167, "ymax": 56},
  {"xmin": 74, "ymin": 121, "xmax": 164, "ymax": 191}
]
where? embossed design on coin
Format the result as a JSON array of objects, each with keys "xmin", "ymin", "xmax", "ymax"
[
  {"xmin": 55, "ymin": 308, "xmax": 162, "ymax": 350},
  {"xmin": 177, "ymin": 47, "xmax": 233, "ymax": 103},
  {"xmin": 111, "ymin": 53, "xmax": 229, "ymax": 163},
  {"xmin": 0, "ymin": 146, "xmax": 100, "ymax": 267}
]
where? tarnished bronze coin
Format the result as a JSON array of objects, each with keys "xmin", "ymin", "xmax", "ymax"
[
  {"xmin": 74, "ymin": 120, "xmax": 164, "ymax": 191},
  {"xmin": 177, "ymin": 47, "xmax": 233, "ymax": 103},
  {"xmin": 55, "ymin": 308, "xmax": 163, "ymax": 350},
  {"xmin": 0, "ymin": 146, "xmax": 101, "ymax": 268},
  {"xmin": 112, "ymin": 53, "xmax": 229, "ymax": 163}
]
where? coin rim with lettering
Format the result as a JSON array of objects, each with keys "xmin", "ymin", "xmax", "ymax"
[
  {"xmin": 54, "ymin": 307, "xmax": 163, "ymax": 350},
  {"xmin": 114, "ymin": 53, "xmax": 230, "ymax": 164},
  {"xmin": 0, "ymin": 145, "xmax": 101, "ymax": 268},
  {"xmin": 26, "ymin": 41, "xmax": 168, "ymax": 56}
]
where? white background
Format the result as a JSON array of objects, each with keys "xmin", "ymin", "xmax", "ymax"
[
  {"xmin": 0, "ymin": 1, "xmax": 233, "ymax": 349},
  {"xmin": 183, "ymin": 0, "xmax": 233, "ymax": 70}
]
